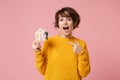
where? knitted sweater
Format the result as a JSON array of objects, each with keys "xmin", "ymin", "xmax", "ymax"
[{"xmin": 34, "ymin": 35, "xmax": 90, "ymax": 80}]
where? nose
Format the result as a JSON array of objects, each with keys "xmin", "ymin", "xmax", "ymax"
[{"xmin": 63, "ymin": 19, "xmax": 68, "ymax": 25}]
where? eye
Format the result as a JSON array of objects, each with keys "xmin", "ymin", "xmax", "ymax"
[
  {"xmin": 67, "ymin": 18, "xmax": 72, "ymax": 21},
  {"xmin": 59, "ymin": 18, "xmax": 63, "ymax": 21}
]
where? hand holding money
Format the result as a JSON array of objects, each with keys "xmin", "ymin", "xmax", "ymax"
[{"xmin": 32, "ymin": 28, "xmax": 48, "ymax": 52}]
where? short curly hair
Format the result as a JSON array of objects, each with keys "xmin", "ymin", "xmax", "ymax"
[{"xmin": 54, "ymin": 7, "xmax": 81, "ymax": 29}]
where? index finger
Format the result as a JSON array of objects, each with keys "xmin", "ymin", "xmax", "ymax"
[
  {"xmin": 67, "ymin": 42, "xmax": 75, "ymax": 46},
  {"xmin": 74, "ymin": 39, "xmax": 79, "ymax": 44}
]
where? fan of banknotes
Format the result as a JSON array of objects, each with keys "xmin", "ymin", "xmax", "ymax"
[{"xmin": 35, "ymin": 28, "xmax": 48, "ymax": 41}]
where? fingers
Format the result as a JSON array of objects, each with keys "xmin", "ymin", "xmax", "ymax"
[
  {"xmin": 67, "ymin": 42, "xmax": 75, "ymax": 46},
  {"xmin": 67, "ymin": 39, "xmax": 83, "ymax": 54},
  {"xmin": 74, "ymin": 39, "xmax": 79, "ymax": 44},
  {"xmin": 32, "ymin": 40, "xmax": 41, "ymax": 51},
  {"xmin": 67, "ymin": 39, "xmax": 79, "ymax": 46},
  {"xmin": 32, "ymin": 40, "xmax": 40, "ymax": 47}
]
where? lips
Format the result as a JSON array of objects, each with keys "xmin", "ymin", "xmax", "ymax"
[
  {"xmin": 62, "ymin": 26, "xmax": 70, "ymax": 34},
  {"xmin": 63, "ymin": 26, "xmax": 69, "ymax": 30}
]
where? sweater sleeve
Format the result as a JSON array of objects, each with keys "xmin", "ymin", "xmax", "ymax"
[
  {"xmin": 77, "ymin": 43, "xmax": 91, "ymax": 78},
  {"xmin": 34, "ymin": 41, "xmax": 48, "ymax": 75}
]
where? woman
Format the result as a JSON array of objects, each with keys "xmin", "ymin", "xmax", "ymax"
[{"xmin": 32, "ymin": 7, "xmax": 91, "ymax": 80}]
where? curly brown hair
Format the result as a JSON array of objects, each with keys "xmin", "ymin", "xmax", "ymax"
[{"xmin": 54, "ymin": 7, "xmax": 81, "ymax": 29}]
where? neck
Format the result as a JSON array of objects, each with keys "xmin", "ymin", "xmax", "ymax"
[{"xmin": 59, "ymin": 34, "xmax": 73, "ymax": 38}]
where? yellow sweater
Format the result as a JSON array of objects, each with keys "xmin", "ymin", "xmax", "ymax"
[{"xmin": 34, "ymin": 35, "xmax": 90, "ymax": 80}]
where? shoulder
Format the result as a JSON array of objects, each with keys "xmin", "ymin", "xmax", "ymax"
[{"xmin": 73, "ymin": 37, "xmax": 86, "ymax": 44}]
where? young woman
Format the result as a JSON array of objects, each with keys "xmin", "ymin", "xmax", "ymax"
[{"xmin": 32, "ymin": 7, "xmax": 91, "ymax": 80}]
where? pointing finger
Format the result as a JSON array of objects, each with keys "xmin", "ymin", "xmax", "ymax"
[
  {"xmin": 74, "ymin": 39, "xmax": 79, "ymax": 44},
  {"xmin": 67, "ymin": 42, "xmax": 75, "ymax": 46}
]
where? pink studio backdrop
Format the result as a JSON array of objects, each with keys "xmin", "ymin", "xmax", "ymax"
[{"xmin": 0, "ymin": 0, "xmax": 120, "ymax": 80}]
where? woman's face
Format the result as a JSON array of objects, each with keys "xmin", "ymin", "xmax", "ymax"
[{"xmin": 58, "ymin": 15, "xmax": 74, "ymax": 37}]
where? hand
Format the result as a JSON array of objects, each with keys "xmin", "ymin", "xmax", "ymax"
[
  {"xmin": 32, "ymin": 40, "xmax": 41, "ymax": 52},
  {"xmin": 67, "ymin": 40, "xmax": 83, "ymax": 54}
]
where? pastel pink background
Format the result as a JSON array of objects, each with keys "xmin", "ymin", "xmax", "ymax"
[{"xmin": 0, "ymin": 0, "xmax": 120, "ymax": 80}]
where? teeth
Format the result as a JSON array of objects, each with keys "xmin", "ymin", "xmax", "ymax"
[{"xmin": 63, "ymin": 27, "xmax": 69, "ymax": 30}]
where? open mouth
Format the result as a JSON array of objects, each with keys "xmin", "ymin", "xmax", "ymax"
[{"xmin": 63, "ymin": 26, "xmax": 69, "ymax": 30}]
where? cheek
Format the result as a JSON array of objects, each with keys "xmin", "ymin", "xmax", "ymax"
[
  {"xmin": 69, "ymin": 23, "xmax": 74, "ymax": 29},
  {"xmin": 58, "ymin": 25, "xmax": 63, "ymax": 30},
  {"xmin": 70, "ymin": 26, "xmax": 74, "ymax": 31},
  {"xmin": 58, "ymin": 22, "xmax": 62, "ymax": 27},
  {"xmin": 69, "ymin": 21, "xmax": 73, "ymax": 25}
]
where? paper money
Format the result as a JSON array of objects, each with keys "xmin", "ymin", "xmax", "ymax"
[{"xmin": 35, "ymin": 28, "xmax": 48, "ymax": 41}]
